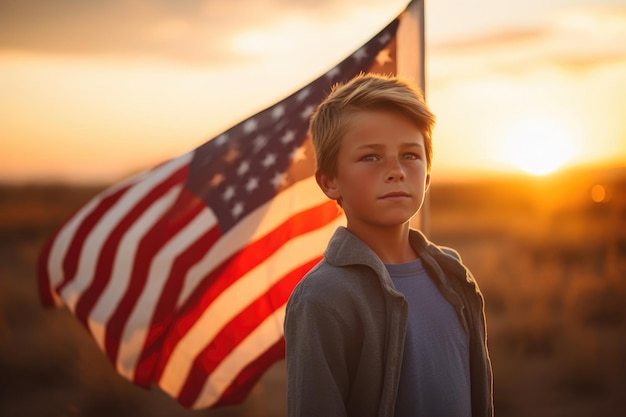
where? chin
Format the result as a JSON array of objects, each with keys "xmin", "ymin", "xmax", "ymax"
[{"xmin": 380, "ymin": 214, "xmax": 416, "ymax": 227}]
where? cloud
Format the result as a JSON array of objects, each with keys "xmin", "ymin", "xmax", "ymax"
[
  {"xmin": 431, "ymin": 28, "xmax": 547, "ymax": 52},
  {"xmin": 428, "ymin": 5, "xmax": 626, "ymax": 84},
  {"xmin": 0, "ymin": 0, "xmax": 401, "ymax": 65},
  {"xmin": 0, "ymin": 0, "xmax": 244, "ymax": 63}
]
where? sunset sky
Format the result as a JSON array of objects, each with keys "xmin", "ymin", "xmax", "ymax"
[{"xmin": 1, "ymin": 0, "xmax": 625, "ymax": 184}]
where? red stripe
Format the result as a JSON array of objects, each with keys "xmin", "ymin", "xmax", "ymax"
[
  {"xmin": 154, "ymin": 200, "xmax": 340, "ymax": 382},
  {"xmin": 104, "ymin": 188, "xmax": 206, "ymax": 366},
  {"xmin": 55, "ymin": 184, "xmax": 131, "ymax": 296},
  {"xmin": 37, "ymin": 231, "xmax": 57, "ymax": 306},
  {"xmin": 177, "ymin": 257, "xmax": 319, "ymax": 407},
  {"xmin": 73, "ymin": 166, "xmax": 188, "ymax": 328},
  {"xmin": 214, "ymin": 338, "xmax": 286, "ymax": 407},
  {"xmin": 133, "ymin": 222, "xmax": 222, "ymax": 385},
  {"xmin": 181, "ymin": 199, "xmax": 339, "ymax": 323}
]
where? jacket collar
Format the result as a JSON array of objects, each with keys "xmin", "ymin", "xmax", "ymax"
[
  {"xmin": 324, "ymin": 226, "xmax": 474, "ymax": 290},
  {"xmin": 324, "ymin": 227, "xmax": 397, "ymax": 294}
]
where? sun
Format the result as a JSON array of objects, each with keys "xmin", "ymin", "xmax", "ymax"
[{"xmin": 500, "ymin": 117, "xmax": 580, "ymax": 176}]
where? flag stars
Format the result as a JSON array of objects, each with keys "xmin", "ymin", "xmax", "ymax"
[
  {"xmin": 253, "ymin": 135, "xmax": 268, "ymax": 151},
  {"xmin": 185, "ymin": 18, "xmax": 400, "ymax": 234},
  {"xmin": 376, "ymin": 48, "xmax": 393, "ymax": 66},
  {"xmin": 214, "ymin": 134, "xmax": 229, "ymax": 147},
  {"xmin": 223, "ymin": 186, "xmax": 235, "ymax": 201},
  {"xmin": 271, "ymin": 172, "xmax": 287, "ymax": 189},
  {"xmin": 224, "ymin": 147, "xmax": 239, "ymax": 163},
  {"xmin": 378, "ymin": 32, "xmax": 392, "ymax": 45},
  {"xmin": 300, "ymin": 105, "xmax": 316, "ymax": 120},
  {"xmin": 243, "ymin": 119, "xmax": 258, "ymax": 133},
  {"xmin": 290, "ymin": 146, "xmax": 307, "ymax": 163},
  {"xmin": 296, "ymin": 88, "xmax": 310, "ymax": 102},
  {"xmin": 237, "ymin": 161, "xmax": 250, "ymax": 176},
  {"xmin": 209, "ymin": 173, "xmax": 225, "ymax": 187},
  {"xmin": 262, "ymin": 153, "xmax": 277, "ymax": 168},
  {"xmin": 231, "ymin": 202, "xmax": 244, "ymax": 218},
  {"xmin": 272, "ymin": 105, "xmax": 285, "ymax": 120},
  {"xmin": 281, "ymin": 130, "xmax": 296, "ymax": 144},
  {"xmin": 245, "ymin": 177, "xmax": 259, "ymax": 193},
  {"xmin": 353, "ymin": 47, "xmax": 369, "ymax": 62},
  {"xmin": 326, "ymin": 66, "xmax": 340, "ymax": 80}
]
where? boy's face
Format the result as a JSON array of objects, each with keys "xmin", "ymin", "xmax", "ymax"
[{"xmin": 316, "ymin": 109, "xmax": 430, "ymax": 234}]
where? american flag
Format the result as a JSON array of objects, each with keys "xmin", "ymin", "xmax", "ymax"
[{"xmin": 38, "ymin": 7, "xmax": 408, "ymax": 410}]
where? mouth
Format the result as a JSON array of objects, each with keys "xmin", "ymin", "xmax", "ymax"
[{"xmin": 380, "ymin": 191, "xmax": 411, "ymax": 200}]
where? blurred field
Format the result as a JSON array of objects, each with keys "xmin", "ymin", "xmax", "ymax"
[{"xmin": 1, "ymin": 166, "xmax": 625, "ymax": 416}]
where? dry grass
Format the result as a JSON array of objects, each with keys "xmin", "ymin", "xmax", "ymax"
[
  {"xmin": 429, "ymin": 167, "xmax": 626, "ymax": 417},
  {"xmin": 1, "ymin": 166, "xmax": 625, "ymax": 416}
]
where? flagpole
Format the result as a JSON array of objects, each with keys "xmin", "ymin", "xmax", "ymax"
[{"xmin": 397, "ymin": 0, "xmax": 429, "ymax": 236}]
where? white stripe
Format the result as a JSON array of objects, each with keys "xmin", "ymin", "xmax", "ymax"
[
  {"xmin": 87, "ymin": 184, "xmax": 183, "ymax": 350},
  {"xmin": 122, "ymin": 177, "xmax": 333, "ymax": 382},
  {"xmin": 158, "ymin": 217, "xmax": 343, "ymax": 397},
  {"xmin": 116, "ymin": 207, "xmax": 218, "ymax": 379},
  {"xmin": 59, "ymin": 153, "xmax": 192, "ymax": 312},
  {"xmin": 178, "ymin": 176, "xmax": 332, "ymax": 306},
  {"xmin": 193, "ymin": 306, "xmax": 287, "ymax": 409},
  {"xmin": 46, "ymin": 196, "xmax": 101, "ymax": 306},
  {"xmin": 46, "ymin": 171, "xmax": 146, "ymax": 304}
]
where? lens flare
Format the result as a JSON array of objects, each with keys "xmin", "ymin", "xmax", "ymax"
[{"xmin": 500, "ymin": 117, "xmax": 580, "ymax": 176}]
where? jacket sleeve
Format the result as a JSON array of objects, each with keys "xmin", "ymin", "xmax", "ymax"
[{"xmin": 284, "ymin": 295, "xmax": 353, "ymax": 417}]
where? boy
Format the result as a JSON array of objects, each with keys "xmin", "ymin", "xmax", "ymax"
[{"xmin": 284, "ymin": 74, "xmax": 493, "ymax": 417}]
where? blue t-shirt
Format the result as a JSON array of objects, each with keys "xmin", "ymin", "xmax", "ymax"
[{"xmin": 386, "ymin": 258, "xmax": 471, "ymax": 417}]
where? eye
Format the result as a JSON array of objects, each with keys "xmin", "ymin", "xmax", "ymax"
[
  {"xmin": 360, "ymin": 154, "xmax": 380, "ymax": 162},
  {"xmin": 402, "ymin": 152, "xmax": 420, "ymax": 160}
]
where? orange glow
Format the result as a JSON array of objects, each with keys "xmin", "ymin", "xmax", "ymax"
[
  {"xmin": 500, "ymin": 118, "xmax": 581, "ymax": 176},
  {"xmin": 1, "ymin": 3, "xmax": 625, "ymax": 184},
  {"xmin": 590, "ymin": 184, "xmax": 610, "ymax": 203}
]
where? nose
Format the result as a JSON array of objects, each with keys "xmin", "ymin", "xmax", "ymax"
[{"xmin": 385, "ymin": 158, "xmax": 405, "ymax": 182}]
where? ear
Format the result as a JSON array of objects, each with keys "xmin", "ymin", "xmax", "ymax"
[
  {"xmin": 425, "ymin": 173, "xmax": 431, "ymax": 191},
  {"xmin": 315, "ymin": 169, "xmax": 341, "ymax": 200}
]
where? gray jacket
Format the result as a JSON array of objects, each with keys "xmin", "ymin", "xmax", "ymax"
[{"xmin": 284, "ymin": 227, "xmax": 493, "ymax": 417}]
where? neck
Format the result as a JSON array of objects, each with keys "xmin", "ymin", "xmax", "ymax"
[{"xmin": 346, "ymin": 222, "xmax": 417, "ymax": 264}]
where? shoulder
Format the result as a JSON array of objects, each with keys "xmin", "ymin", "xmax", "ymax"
[
  {"xmin": 286, "ymin": 257, "xmax": 387, "ymax": 331},
  {"xmin": 290, "ymin": 259, "xmax": 380, "ymax": 305},
  {"xmin": 439, "ymin": 246, "xmax": 462, "ymax": 262},
  {"xmin": 409, "ymin": 229, "xmax": 463, "ymax": 263},
  {"xmin": 408, "ymin": 229, "xmax": 480, "ymax": 287},
  {"xmin": 286, "ymin": 227, "xmax": 391, "ymax": 328}
]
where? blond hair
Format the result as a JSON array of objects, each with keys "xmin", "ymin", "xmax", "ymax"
[{"xmin": 309, "ymin": 73, "xmax": 436, "ymax": 177}]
